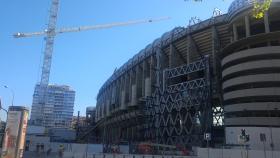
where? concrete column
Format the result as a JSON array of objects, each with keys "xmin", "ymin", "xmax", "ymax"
[
  {"xmin": 121, "ymin": 76, "xmax": 126, "ymax": 109},
  {"xmin": 128, "ymin": 70, "xmax": 132, "ymax": 105},
  {"xmin": 264, "ymin": 11, "xmax": 270, "ymax": 33},
  {"xmin": 142, "ymin": 61, "xmax": 147, "ymax": 97},
  {"xmin": 103, "ymin": 93, "xmax": 107, "ymax": 116},
  {"xmin": 96, "ymin": 105, "xmax": 99, "ymax": 121},
  {"xmin": 187, "ymin": 34, "xmax": 192, "ymax": 80},
  {"xmin": 131, "ymin": 68, "xmax": 137, "ymax": 105},
  {"xmin": 104, "ymin": 93, "xmax": 107, "ymax": 116},
  {"xmin": 212, "ymin": 26, "xmax": 217, "ymax": 76},
  {"xmin": 103, "ymin": 95, "xmax": 105, "ymax": 117},
  {"xmin": 156, "ymin": 49, "xmax": 161, "ymax": 89},
  {"xmin": 145, "ymin": 59, "xmax": 152, "ymax": 97},
  {"xmin": 150, "ymin": 55, "xmax": 155, "ymax": 93},
  {"xmin": 187, "ymin": 35, "xmax": 191, "ymax": 64},
  {"xmin": 107, "ymin": 89, "xmax": 112, "ymax": 115},
  {"xmin": 118, "ymin": 79, "xmax": 122, "ymax": 108},
  {"xmin": 245, "ymin": 15, "xmax": 251, "ymax": 37},
  {"xmin": 106, "ymin": 88, "xmax": 110, "ymax": 116},
  {"xmin": 111, "ymin": 82, "xmax": 116, "ymax": 106},
  {"xmin": 107, "ymin": 93, "xmax": 110, "ymax": 116},
  {"xmin": 99, "ymin": 97, "xmax": 102, "ymax": 118},
  {"xmin": 97, "ymin": 106, "xmax": 100, "ymax": 121},
  {"xmin": 136, "ymin": 65, "xmax": 142, "ymax": 98},
  {"xmin": 233, "ymin": 23, "xmax": 238, "ymax": 41},
  {"xmin": 116, "ymin": 79, "xmax": 120, "ymax": 108},
  {"xmin": 125, "ymin": 73, "xmax": 129, "ymax": 104},
  {"xmin": 169, "ymin": 44, "xmax": 175, "ymax": 68},
  {"xmin": 110, "ymin": 84, "xmax": 115, "ymax": 111}
]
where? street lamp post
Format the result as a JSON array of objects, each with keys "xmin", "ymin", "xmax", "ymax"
[
  {"xmin": 0, "ymin": 98, "xmax": 8, "ymax": 115},
  {"xmin": 3, "ymin": 85, "xmax": 15, "ymax": 106},
  {"xmin": 0, "ymin": 97, "xmax": 8, "ymax": 146}
]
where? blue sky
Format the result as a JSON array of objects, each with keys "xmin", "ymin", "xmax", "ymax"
[{"xmin": 0, "ymin": 0, "xmax": 233, "ymax": 120}]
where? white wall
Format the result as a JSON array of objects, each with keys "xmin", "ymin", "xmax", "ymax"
[
  {"xmin": 25, "ymin": 137, "xmax": 103, "ymax": 154},
  {"xmin": 226, "ymin": 127, "xmax": 280, "ymax": 150},
  {"xmin": 197, "ymin": 147, "xmax": 280, "ymax": 158},
  {"xmin": 25, "ymin": 135, "xmax": 50, "ymax": 151},
  {"xmin": 64, "ymin": 154, "xmax": 196, "ymax": 158}
]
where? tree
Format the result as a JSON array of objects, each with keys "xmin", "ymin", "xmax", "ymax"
[{"xmin": 252, "ymin": 0, "xmax": 272, "ymax": 18}]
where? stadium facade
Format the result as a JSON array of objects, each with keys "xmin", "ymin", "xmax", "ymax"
[{"xmin": 93, "ymin": 0, "xmax": 280, "ymax": 150}]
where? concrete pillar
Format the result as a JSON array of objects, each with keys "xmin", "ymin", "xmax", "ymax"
[
  {"xmin": 121, "ymin": 76, "xmax": 126, "ymax": 109},
  {"xmin": 150, "ymin": 55, "xmax": 155, "ymax": 93},
  {"xmin": 245, "ymin": 15, "xmax": 251, "ymax": 37},
  {"xmin": 187, "ymin": 35, "xmax": 191, "ymax": 64},
  {"xmin": 119, "ymin": 79, "xmax": 122, "ymax": 107},
  {"xmin": 111, "ymin": 83, "xmax": 116, "ymax": 106},
  {"xmin": 106, "ymin": 89, "xmax": 110, "ymax": 116},
  {"xmin": 99, "ymin": 98, "xmax": 102, "ymax": 119},
  {"xmin": 142, "ymin": 61, "xmax": 146, "ymax": 97},
  {"xmin": 156, "ymin": 49, "xmax": 161, "ymax": 89},
  {"xmin": 125, "ymin": 73, "xmax": 129, "ymax": 105},
  {"xmin": 101, "ymin": 102, "xmax": 104, "ymax": 118},
  {"xmin": 136, "ymin": 65, "xmax": 142, "ymax": 98},
  {"xmin": 169, "ymin": 44, "xmax": 175, "ymax": 68},
  {"xmin": 264, "ymin": 11, "xmax": 270, "ymax": 33},
  {"xmin": 118, "ymin": 79, "xmax": 122, "ymax": 108},
  {"xmin": 102, "ymin": 94, "xmax": 105, "ymax": 117},
  {"xmin": 96, "ymin": 105, "xmax": 99, "ymax": 121},
  {"xmin": 145, "ymin": 78, "xmax": 151, "ymax": 97},
  {"xmin": 104, "ymin": 94, "xmax": 107, "ymax": 116},
  {"xmin": 186, "ymin": 27, "xmax": 192, "ymax": 64},
  {"xmin": 97, "ymin": 106, "xmax": 99, "ymax": 121},
  {"xmin": 187, "ymin": 34, "xmax": 192, "ymax": 80},
  {"xmin": 233, "ymin": 23, "xmax": 238, "ymax": 41},
  {"xmin": 107, "ymin": 87, "xmax": 110, "ymax": 113},
  {"xmin": 131, "ymin": 84, "xmax": 137, "ymax": 106},
  {"xmin": 109, "ymin": 85, "xmax": 113, "ymax": 111},
  {"xmin": 212, "ymin": 26, "xmax": 217, "ymax": 76},
  {"xmin": 128, "ymin": 70, "xmax": 132, "ymax": 105},
  {"xmin": 116, "ymin": 80, "xmax": 120, "ymax": 108}
]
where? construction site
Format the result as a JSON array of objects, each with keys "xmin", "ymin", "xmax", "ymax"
[
  {"xmin": 1, "ymin": 0, "xmax": 280, "ymax": 158},
  {"xmin": 79, "ymin": 0, "xmax": 280, "ymax": 155}
]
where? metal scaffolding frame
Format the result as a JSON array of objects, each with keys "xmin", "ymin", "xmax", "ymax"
[
  {"xmin": 143, "ymin": 56, "xmax": 213, "ymax": 146},
  {"xmin": 92, "ymin": 8, "xmax": 227, "ymax": 146}
]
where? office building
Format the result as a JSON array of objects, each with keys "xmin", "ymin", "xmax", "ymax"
[{"xmin": 30, "ymin": 84, "xmax": 75, "ymax": 129}]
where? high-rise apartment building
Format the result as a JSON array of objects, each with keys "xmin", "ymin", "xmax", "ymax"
[{"xmin": 30, "ymin": 84, "xmax": 75, "ymax": 129}]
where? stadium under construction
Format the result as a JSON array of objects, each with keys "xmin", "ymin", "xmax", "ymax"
[{"xmin": 81, "ymin": 0, "xmax": 280, "ymax": 152}]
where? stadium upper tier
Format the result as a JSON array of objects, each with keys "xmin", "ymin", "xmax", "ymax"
[
  {"xmin": 93, "ymin": 0, "xmax": 280, "ymax": 147},
  {"xmin": 97, "ymin": 14, "xmax": 227, "ymax": 99},
  {"xmin": 97, "ymin": 0, "xmax": 280, "ymax": 98}
]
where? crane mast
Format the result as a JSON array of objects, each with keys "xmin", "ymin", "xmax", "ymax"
[
  {"xmin": 41, "ymin": 0, "xmax": 59, "ymax": 85},
  {"xmin": 15, "ymin": 0, "xmax": 169, "ymax": 86},
  {"xmin": 15, "ymin": 0, "xmax": 170, "ymax": 128},
  {"xmin": 14, "ymin": 0, "xmax": 170, "ymax": 88}
]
